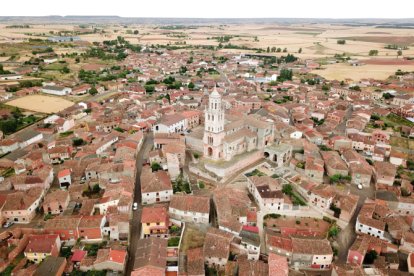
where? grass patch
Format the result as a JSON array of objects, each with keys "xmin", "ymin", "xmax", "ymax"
[
  {"xmin": 60, "ymin": 130, "xmax": 74, "ymax": 137},
  {"xmin": 282, "ymin": 184, "xmax": 307, "ymax": 206},
  {"xmin": 245, "ymin": 169, "xmax": 266, "ymax": 177},
  {"xmin": 168, "ymin": 237, "xmax": 180, "ymax": 247}
]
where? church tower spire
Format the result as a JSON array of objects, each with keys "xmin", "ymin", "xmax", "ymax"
[{"xmin": 203, "ymin": 87, "xmax": 225, "ymax": 160}]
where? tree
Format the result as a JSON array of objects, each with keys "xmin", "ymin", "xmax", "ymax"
[
  {"xmin": 397, "ymin": 50, "xmax": 403, "ymax": 58},
  {"xmin": 72, "ymin": 138, "xmax": 84, "ymax": 147},
  {"xmin": 364, "ymin": 250, "xmax": 378, "ymax": 264},
  {"xmin": 277, "ymin": 69, "xmax": 293, "ymax": 82},
  {"xmin": 92, "ymin": 184, "xmax": 101, "ymax": 193},
  {"xmin": 188, "ymin": 82, "xmax": 195, "ymax": 90},
  {"xmin": 369, "ymin": 49, "xmax": 378, "ymax": 56},
  {"xmin": 89, "ymin": 86, "xmax": 98, "ymax": 95},
  {"xmin": 151, "ymin": 162, "xmax": 162, "ymax": 172},
  {"xmin": 298, "ymin": 48, "xmax": 302, "ymax": 54},
  {"xmin": 337, "ymin": 39, "xmax": 346, "ymax": 45},
  {"xmin": 266, "ymin": 47, "xmax": 270, "ymax": 53},
  {"xmin": 328, "ymin": 225, "xmax": 340, "ymax": 238},
  {"xmin": 133, "ymin": 30, "xmax": 139, "ymax": 35}
]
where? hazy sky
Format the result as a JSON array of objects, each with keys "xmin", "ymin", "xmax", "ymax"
[{"xmin": 2, "ymin": 0, "xmax": 414, "ymax": 18}]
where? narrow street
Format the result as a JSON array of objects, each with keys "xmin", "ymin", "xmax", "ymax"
[
  {"xmin": 336, "ymin": 184, "xmax": 375, "ymax": 263},
  {"xmin": 125, "ymin": 132, "xmax": 154, "ymax": 275}
]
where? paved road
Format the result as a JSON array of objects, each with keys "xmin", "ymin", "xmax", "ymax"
[
  {"xmin": 125, "ymin": 132, "xmax": 154, "ymax": 275},
  {"xmin": 336, "ymin": 184, "xmax": 374, "ymax": 263}
]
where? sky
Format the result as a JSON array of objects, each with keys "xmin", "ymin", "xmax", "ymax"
[{"xmin": 2, "ymin": 0, "xmax": 414, "ymax": 18}]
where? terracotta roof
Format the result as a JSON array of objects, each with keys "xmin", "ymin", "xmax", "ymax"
[
  {"xmin": 133, "ymin": 237, "xmax": 167, "ymax": 272},
  {"xmin": 141, "ymin": 205, "xmax": 168, "ymax": 224},
  {"xmin": 203, "ymin": 227, "xmax": 233, "ymax": 259},
  {"xmin": 268, "ymin": 253, "xmax": 289, "ymax": 276},
  {"xmin": 291, "ymin": 236, "xmax": 333, "ymax": 255},
  {"xmin": 71, "ymin": 250, "xmax": 87, "ymax": 262},
  {"xmin": 25, "ymin": 234, "xmax": 59, "ymax": 254},
  {"xmin": 186, "ymin": 247, "xmax": 204, "ymax": 275},
  {"xmin": 169, "ymin": 194, "xmax": 210, "ymax": 214},
  {"xmin": 140, "ymin": 166, "xmax": 173, "ymax": 193}
]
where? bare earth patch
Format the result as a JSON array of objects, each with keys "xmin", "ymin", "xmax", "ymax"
[{"xmin": 6, "ymin": 95, "xmax": 74, "ymax": 113}]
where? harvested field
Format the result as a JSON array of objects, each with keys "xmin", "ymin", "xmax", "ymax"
[
  {"xmin": 363, "ymin": 58, "xmax": 414, "ymax": 65},
  {"xmin": 6, "ymin": 95, "xmax": 74, "ymax": 113},
  {"xmin": 313, "ymin": 63, "xmax": 414, "ymax": 81},
  {"xmin": 341, "ymin": 36, "xmax": 414, "ymax": 46}
]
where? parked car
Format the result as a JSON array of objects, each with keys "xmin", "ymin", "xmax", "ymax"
[
  {"xmin": 357, "ymin": 184, "xmax": 363, "ymax": 190},
  {"xmin": 3, "ymin": 221, "xmax": 14, "ymax": 228}
]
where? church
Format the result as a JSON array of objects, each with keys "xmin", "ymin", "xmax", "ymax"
[{"xmin": 202, "ymin": 87, "xmax": 274, "ymax": 162}]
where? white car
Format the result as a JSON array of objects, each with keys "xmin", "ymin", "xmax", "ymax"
[
  {"xmin": 133, "ymin": 202, "xmax": 138, "ymax": 210},
  {"xmin": 357, "ymin": 184, "xmax": 363, "ymax": 190},
  {"xmin": 3, "ymin": 221, "xmax": 14, "ymax": 228}
]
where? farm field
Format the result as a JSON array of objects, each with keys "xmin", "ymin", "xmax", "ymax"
[
  {"xmin": 312, "ymin": 63, "xmax": 414, "ymax": 81},
  {"xmin": 6, "ymin": 94, "xmax": 74, "ymax": 113}
]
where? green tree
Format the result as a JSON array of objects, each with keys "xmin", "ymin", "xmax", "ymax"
[
  {"xmin": 72, "ymin": 138, "xmax": 85, "ymax": 147},
  {"xmin": 364, "ymin": 250, "xmax": 378, "ymax": 264},
  {"xmin": 266, "ymin": 46, "xmax": 270, "ymax": 53},
  {"xmin": 337, "ymin": 39, "xmax": 346, "ymax": 45},
  {"xmin": 89, "ymin": 86, "xmax": 98, "ymax": 95},
  {"xmin": 369, "ymin": 49, "xmax": 378, "ymax": 56},
  {"xmin": 92, "ymin": 184, "xmax": 101, "ymax": 193},
  {"xmin": 397, "ymin": 50, "xmax": 403, "ymax": 58},
  {"xmin": 151, "ymin": 162, "xmax": 162, "ymax": 172},
  {"xmin": 298, "ymin": 48, "xmax": 302, "ymax": 53},
  {"xmin": 188, "ymin": 82, "xmax": 195, "ymax": 90},
  {"xmin": 133, "ymin": 30, "xmax": 139, "ymax": 35}
]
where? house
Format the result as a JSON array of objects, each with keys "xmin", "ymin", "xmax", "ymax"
[
  {"xmin": 213, "ymin": 188, "xmax": 251, "ymax": 236},
  {"xmin": 141, "ymin": 205, "xmax": 169, "ymax": 238},
  {"xmin": 78, "ymin": 215, "xmax": 106, "ymax": 242},
  {"xmin": 92, "ymin": 248, "xmax": 127, "ymax": 273},
  {"xmin": 309, "ymin": 185, "xmax": 336, "ymax": 210},
  {"xmin": 42, "ymin": 86, "xmax": 72, "ymax": 96},
  {"xmin": 24, "ymin": 234, "xmax": 61, "ymax": 263},
  {"xmin": 268, "ymin": 253, "xmax": 289, "ymax": 276},
  {"xmin": 168, "ymin": 194, "xmax": 210, "ymax": 224},
  {"xmin": 265, "ymin": 229, "xmax": 293, "ymax": 257},
  {"xmin": 48, "ymin": 145, "xmax": 72, "ymax": 164},
  {"xmin": 140, "ymin": 166, "xmax": 173, "ymax": 205},
  {"xmin": 0, "ymin": 73, "xmax": 22, "ymax": 80},
  {"xmin": 34, "ymin": 256, "xmax": 67, "ymax": 276},
  {"xmin": 246, "ymin": 175, "xmax": 289, "ymax": 212},
  {"xmin": 42, "ymin": 190, "xmax": 70, "ymax": 215},
  {"xmin": 131, "ymin": 238, "xmax": 167, "ymax": 276},
  {"xmin": 321, "ymin": 151, "xmax": 348, "ymax": 177},
  {"xmin": 237, "ymin": 254, "xmax": 268, "ymax": 275},
  {"xmin": 304, "ymin": 156, "xmax": 324, "ymax": 183},
  {"xmin": 1, "ymin": 188, "xmax": 44, "ymax": 223},
  {"xmin": 356, "ymin": 202, "xmax": 386, "ymax": 240},
  {"xmin": 58, "ymin": 168, "xmax": 72, "ymax": 188},
  {"xmin": 153, "ymin": 114, "xmax": 186, "ymax": 134},
  {"xmin": 347, "ymin": 234, "xmax": 397, "ymax": 266},
  {"xmin": 203, "ymin": 227, "xmax": 234, "ymax": 269},
  {"xmin": 373, "ymin": 161, "xmax": 396, "ymax": 187},
  {"xmin": 341, "ymin": 149, "xmax": 372, "ymax": 187},
  {"xmin": 44, "ymin": 216, "xmax": 82, "ymax": 241},
  {"xmin": 15, "ymin": 129, "xmax": 43, "ymax": 148},
  {"xmin": 0, "ymin": 139, "xmax": 19, "ymax": 153},
  {"xmin": 240, "ymin": 225, "xmax": 261, "ymax": 260},
  {"xmin": 185, "ymin": 247, "xmax": 205, "ymax": 276},
  {"xmin": 291, "ymin": 236, "xmax": 333, "ymax": 270},
  {"xmin": 107, "ymin": 213, "xmax": 130, "ymax": 241}
]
